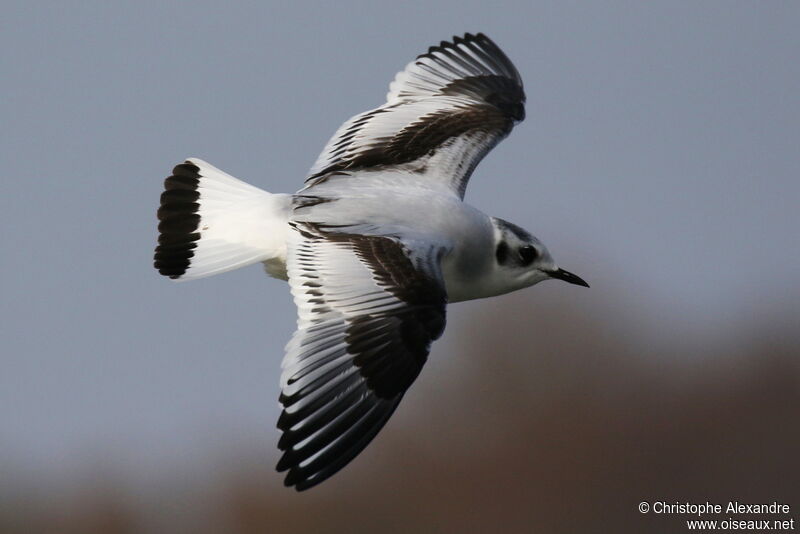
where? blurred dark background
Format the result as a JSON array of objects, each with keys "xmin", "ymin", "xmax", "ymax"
[
  {"xmin": 3, "ymin": 290, "xmax": 798, "ymax": 533},
  {"xmin": 2, "ymin": 2, "xmax": 798, "ymax": 532}
]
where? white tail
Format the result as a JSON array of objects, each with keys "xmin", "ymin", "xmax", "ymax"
[{"xmin": 154, "ymin": 158, "xmax": 290, "ymax": 281}]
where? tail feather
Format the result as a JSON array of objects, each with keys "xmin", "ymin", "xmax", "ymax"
[{"xmin": 155, "ymin": 158, "xmax": 290, "ymax": 281}]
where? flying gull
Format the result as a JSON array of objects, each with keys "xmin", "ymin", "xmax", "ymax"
[{"xmin": 154, "ymin": 32, "xmax": 589, "ymax": 491}]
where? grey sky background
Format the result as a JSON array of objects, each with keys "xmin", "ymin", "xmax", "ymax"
[{"xmin": 2, "ymin": 1, "xmax": 798, "ymax": 489}]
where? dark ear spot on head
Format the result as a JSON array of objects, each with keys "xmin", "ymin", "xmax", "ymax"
[{"xmin": 496, "ymin": 241, "xmax": 509, "ymax": 265}]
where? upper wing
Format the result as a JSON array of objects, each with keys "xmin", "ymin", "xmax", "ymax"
[
  {"xmin": 277, "ymin": 223, "xmax": 448, "ymax": 490},
  {"xmin": 306, "ymin": 32, "xmax": 525, "ymax": 199}
]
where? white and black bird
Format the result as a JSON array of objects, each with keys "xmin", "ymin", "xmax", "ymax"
[{"xmin": 154, "ymin": 33, "xmax": 588, "ymax": 490}]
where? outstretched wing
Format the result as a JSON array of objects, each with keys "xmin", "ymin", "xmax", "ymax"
[
  {"xmin": 277, "ymin": 223, "xmax": 448, "ymax": 490},
  {"xmin": 306, "ymin": 32, "xmax": 525, "ymax": 199}
]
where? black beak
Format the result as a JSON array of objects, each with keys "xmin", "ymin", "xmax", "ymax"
[{"xmin": 548, "ymin": 268, "xmax": 590, "ymax": 288}]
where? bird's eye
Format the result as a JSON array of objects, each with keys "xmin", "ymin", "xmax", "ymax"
[{"xmin": 519, "ymin": 245, "xmax": 538, "ymax": 266}]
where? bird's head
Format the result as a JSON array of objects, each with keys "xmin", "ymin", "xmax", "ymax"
[{"xmin": 490, "ymin": 217, "xmax": 589, "ymax": 294}]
